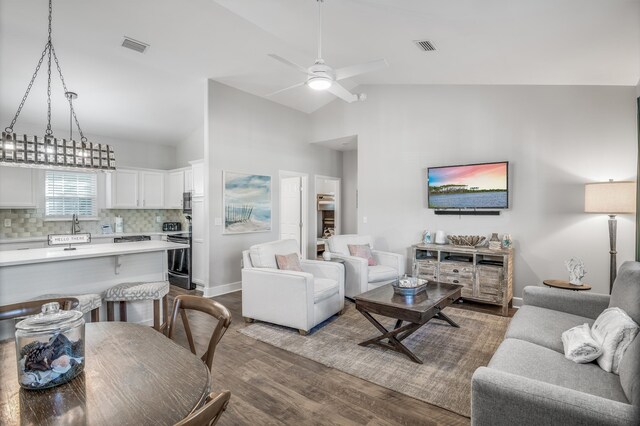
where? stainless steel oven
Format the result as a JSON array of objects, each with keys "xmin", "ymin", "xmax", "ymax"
[{"xmin": 167, "ymin": 233, "xmax": 193, "ymax": 290}]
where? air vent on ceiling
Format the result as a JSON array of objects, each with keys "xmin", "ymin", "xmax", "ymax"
[
  {"xmin": 121, "ymin": 37, "xmax": 149, "ymax": 53},
  {"xmin": 414, "ymin": 40, "xmax": 436, "ymax": 52}
]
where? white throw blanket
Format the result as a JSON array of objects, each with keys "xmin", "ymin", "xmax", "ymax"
[
  {"xmin": 591, "ymin": 307, "xmax": 640, "ymax": 374},
  {"xmin": 561, "ymin": 323, "xmax": 602, "ymax": 363}
]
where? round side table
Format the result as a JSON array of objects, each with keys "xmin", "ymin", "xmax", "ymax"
[{"xmin": 543, "ymin": 279, "xmax": 591, "ymax": 291}]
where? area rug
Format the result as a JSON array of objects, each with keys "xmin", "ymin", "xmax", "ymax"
[{"xmin": 238, "ymin": 304, "xmax": 510, "ymax": 417}]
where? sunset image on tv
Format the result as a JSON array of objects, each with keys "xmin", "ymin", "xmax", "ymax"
[{"xmin": 428, "ymin": 162, "xmax": 508, "ymax": 209}]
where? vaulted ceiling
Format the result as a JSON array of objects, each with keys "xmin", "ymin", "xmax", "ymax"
[{"xmin": 1, "ymin": 0, "xmax": 638, "ymax": 146}]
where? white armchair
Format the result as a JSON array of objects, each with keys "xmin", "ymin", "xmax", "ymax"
[
  {"xmin": 326, "ymin": 234, "xmax": 405, "ymax": 298},
  {"xmin": 242, "ymin": 239, "xmax": 345, "ymax": 335}
]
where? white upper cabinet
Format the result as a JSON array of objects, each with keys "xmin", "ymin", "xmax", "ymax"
[
  {"xmin": 165, "ymin": 170, "xmax": 184, "ymax": 209},
  {"xmin": 106, "ymin": 169, "xmax": 165, "ymax": 209},
  {"xmin": 140, "ymin": 171, "xmax": 164, "ymax": 208},
  {"xmin": 190, "ymin": 160, "xmax": 204, "ymax": 197},
  {"xmin": 0, "ymin": 166, "xmax": 37, "ymax": 208},
  {"xmin": 184, "ymin": 168, "xmax": 193, "ymax": 193},
  {"xmin": 106, "ymin": 169, "xmax": 139, "ymax": 208}
]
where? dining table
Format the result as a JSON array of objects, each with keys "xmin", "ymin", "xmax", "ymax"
[{"xmin": 0, "ymin": 322, "xmax": 210, "ymax": 425}]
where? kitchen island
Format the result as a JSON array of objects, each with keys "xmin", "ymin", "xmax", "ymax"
[{"xmin": 0, "ymin": 241, "xmax": 185, "ymax": 340}]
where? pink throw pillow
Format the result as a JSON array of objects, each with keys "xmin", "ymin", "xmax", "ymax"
[
  {"xmin": 348, "ymin": 244, "xmax": 377, "ymax": 266},
  {"xmin": 275, "ymin": 253, "xmax": 303, "ymax": 272}
]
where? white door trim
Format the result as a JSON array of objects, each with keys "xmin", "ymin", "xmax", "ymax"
[{"xmin": 279, "ymin": 170, "xmax": 309, "ymax": 259}]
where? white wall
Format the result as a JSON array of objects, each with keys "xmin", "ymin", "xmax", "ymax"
[
  {"xmin": 342, "ymin": 149, "xmax": 358, "ymax": 234},
  {"xmin": 311, "ymin": 85, "xmax": 638, "ymax": 297},
  {"xmin": 207, "ymin": 81, "xmax": 343, "ymax": 288},
  {"xmin": 176, "ymin": 124, "xmax": 204, "ymax": 167},
  {"xmin": 2, "ymin": 123, "xmax": 177, "ymax": 170}
]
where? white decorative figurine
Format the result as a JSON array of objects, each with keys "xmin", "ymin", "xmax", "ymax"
[{"xmin": 565, "ymin": 258, "xmax": 586, "ymax": 285}]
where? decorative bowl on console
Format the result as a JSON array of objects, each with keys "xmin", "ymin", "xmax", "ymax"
[{"xmin": 447, "ymin": 235, "xmax": 487, "ymax": 247}]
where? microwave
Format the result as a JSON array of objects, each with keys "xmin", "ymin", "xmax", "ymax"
[{"xmin": 183, "ymin": 192, "xmax": 192, "ymax": 214}]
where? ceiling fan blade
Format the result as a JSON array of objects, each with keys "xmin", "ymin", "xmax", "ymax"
[
  {"xmin": 335, "ymin": 59, "xmax": 389, "ymax": 81},
  {"xmin": 266, "ymin": 82, "xmax": 306, "ymax": 97},
  {"xmin": 268, "ymin": 54, "xmax": 311, "ymax": 76},
  {"xmin": 327, "ymin": 82, "xmax": 358, "ymax": 103}
]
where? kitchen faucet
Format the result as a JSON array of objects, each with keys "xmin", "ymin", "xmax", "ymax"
[{"xmin": 71, "ymin": 214, "xmax": 81, "ymax": 235}]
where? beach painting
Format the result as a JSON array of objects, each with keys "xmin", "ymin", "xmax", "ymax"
[
  {"xmin": 428, "ymin": 162, "xmax": 508, "ymax": 209},
  {"xmin": 223, "ymin": 171, "xmax": 272, "ymax": 234}
]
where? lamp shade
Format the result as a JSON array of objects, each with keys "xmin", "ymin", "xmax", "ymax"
[{"xmin": 584, "ymin": 181, "xmax": 636, "ymax": 214}]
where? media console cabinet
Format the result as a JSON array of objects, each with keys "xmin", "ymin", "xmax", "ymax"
[{"xmin": 411, "ymin": 243, "xmax": 513, "ymax": 316}]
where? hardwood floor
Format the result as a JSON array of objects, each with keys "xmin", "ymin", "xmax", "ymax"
[{"xmin": 168, "ymin": 286, "xmax": 515, "ymax": 426}]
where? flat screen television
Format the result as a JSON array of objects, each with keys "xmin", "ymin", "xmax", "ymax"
[{"xmin": 427, "ymin": 161, "xmax": 509, "ymax": 209}]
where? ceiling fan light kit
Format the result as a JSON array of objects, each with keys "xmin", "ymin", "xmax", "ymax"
[
  {"xmin": 1, "ymin": 0, "xmax": 115, "ymax": 171},
  {"xmin": 267, "ymin": 0, "xmax": 388, "ymax": 103}
]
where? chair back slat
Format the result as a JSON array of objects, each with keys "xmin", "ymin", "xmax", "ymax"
[
  {"xmin": 0, "ymin": 297, "xmax": 80, "ymax": 321},
  {"xmin": 174, "ymin": 391, "xmax": 231, "ymax": 426},
  {"xmin": 167, "ymin": 295, "xmax": 232, "ymax": 371}
]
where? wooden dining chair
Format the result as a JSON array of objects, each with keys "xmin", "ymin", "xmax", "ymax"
[
  {"xmin": 0, "ymin": 297, "xmax": 80, "ymax": 321},
  {"xmin": 167, "ymin": 295, "xmax": 232, "ymax": 371},
  {"xmin": 174, "ymin": 391, "xmax": 231, "ymax": 426}
]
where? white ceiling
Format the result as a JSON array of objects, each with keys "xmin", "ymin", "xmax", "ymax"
[{"xmin": 1, "ymin": 0, "xmax": 638, "ymax": 146}]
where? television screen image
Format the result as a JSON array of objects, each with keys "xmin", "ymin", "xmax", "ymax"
[{"xmin": 428, "ymin": 162, "xmax": 508, "ymax": 209}]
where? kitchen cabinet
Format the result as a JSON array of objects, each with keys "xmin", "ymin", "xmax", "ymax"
[
  {"xmin": 106, "ymin": 169, "xmax": 164, "ymax": 209},
  {"xmin": 184, "ymin": 169, "xmax": 193, "ymax": 193},
  {"xmin": 191, "ymin": 197, "xmax": 205, "ymax": 285},
  {"xmin": 140, "ymin": 171, "xmax": 164, "ymax": 208},
  {"xmin": 165, "ymin": 170, "xmax": 185, "ymax": 209},
  {"xmin": 190, "ymin": 160, "xmax": 204, "ymax": 197},
  {"xmin": 106, "ymin": 169, "xmax": 139, "ymax": 208},
  {"xmin": 0, "ymin": 166, "xmax": 37, "ymax": 208}
]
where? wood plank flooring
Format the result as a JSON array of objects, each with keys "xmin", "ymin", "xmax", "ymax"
[{"xmin": 168, "ymin": 286, "xmax": 515, "ymax": 426}]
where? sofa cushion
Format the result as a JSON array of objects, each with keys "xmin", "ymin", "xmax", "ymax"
[
  {"xmin": 489, "ymin": 338, "xmax": 629, "ymax": 403},
  {"xmin": 619, "ymin": 335, "xmax": 640, "ymax": 407},
  {"xmin": 609, "ymin": 261, "xmax": 640, "ymax": 325},
  {"xmin": 314, "ymin": 278, "xmax": 339, "ymax": 303},
  {"xmin": 249, "ymin": 239, "xmax": 299, "ymax": 269},
  {"xmin": 505, "ymin": 305, "xmax": 594, "ymax": 353},
  {"xmin": 368, "ymin": 265, "xmax": 398, "ymax": 283},
  {"xmin": 327, "ymin": 234, "xmax": 373, "ymax": 256}
]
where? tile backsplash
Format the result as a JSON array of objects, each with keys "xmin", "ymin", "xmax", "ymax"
[{"xmin": 0, "ymin": 209, "xmax": 187, "ymax": 239}]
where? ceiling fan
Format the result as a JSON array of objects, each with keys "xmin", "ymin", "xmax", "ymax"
[{"xmin": 267, "ymin": 0, "xmax": 388, "ymax": 103}]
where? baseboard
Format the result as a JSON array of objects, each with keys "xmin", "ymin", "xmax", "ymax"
[
  {"xmin": 512, "ymin": 297, "xmax": 523, "ymax": 308},
  {"xmin": 203, "ymin": 281, "xmax": 242, "ymax": 298}
]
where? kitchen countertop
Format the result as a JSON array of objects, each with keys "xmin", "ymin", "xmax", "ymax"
[
  {"xmin": 0, "ymin": 231, "xmax": 185, "ymax": 244},
  {"xmin": 0, "ymin": 240, "xmax": 187, "ymax": 267}
]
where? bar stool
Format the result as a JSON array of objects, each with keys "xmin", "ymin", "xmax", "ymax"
[
  {"xmin": 104, "ymin": 281, "xmax": 170, "ymax": 332},
  {"xmin": 32, "ymin": 293, "xmax": 102, "ymax": 322}
]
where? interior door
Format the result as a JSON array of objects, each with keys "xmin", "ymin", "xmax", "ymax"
[{"xmin": 280, "ymin": 176, "xmax": 302, "ymax": 253}]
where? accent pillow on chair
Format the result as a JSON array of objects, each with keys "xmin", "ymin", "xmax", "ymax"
[
  {"xmin": 348, "ymin": 244, "xmax": 377, "ymax": 266},
  {"xmin": 591, "ymin": 307, "xmax": 640, "ymax": 374},
  {"xmin": 275, "ymin": 253, "xmax": 303, "ymax": 272}
]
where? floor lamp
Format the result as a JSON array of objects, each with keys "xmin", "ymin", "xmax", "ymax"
[{"xmin": 584, "ymin": 180, "xmax": 636, "ymax": 293}]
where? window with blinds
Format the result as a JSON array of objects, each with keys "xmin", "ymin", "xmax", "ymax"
[{"xmin": 45, "ymin": 171, "xmax": 98, "ymax": 217}]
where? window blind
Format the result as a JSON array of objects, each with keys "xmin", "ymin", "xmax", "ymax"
[{"xmin": 45, "ymin": 171, "xmax": 97, "ymax": 217}]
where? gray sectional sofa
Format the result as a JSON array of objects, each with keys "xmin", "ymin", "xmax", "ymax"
[{"xmin": 472, "ymin": 261, "xmax": 640, "ymax": 426}]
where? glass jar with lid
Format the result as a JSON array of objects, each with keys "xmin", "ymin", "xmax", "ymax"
[{"xmin": 15, "ymin": 302, "xmax": 85, "ymax": 390}]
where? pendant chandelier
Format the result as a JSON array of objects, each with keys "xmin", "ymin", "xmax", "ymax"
[{"xmin": 1, "ymin": 0, "xmax": 115, "ymax": 170}]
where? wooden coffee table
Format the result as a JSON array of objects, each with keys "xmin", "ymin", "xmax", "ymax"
[{"xmin": 354, "ymin": 281, "xmax": 463, "ymax": 364}]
